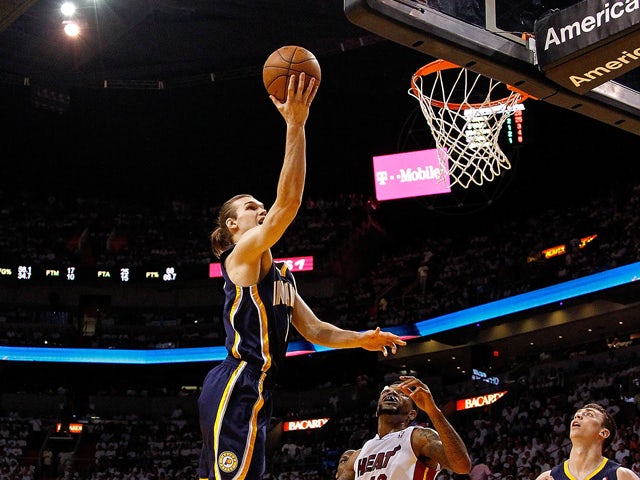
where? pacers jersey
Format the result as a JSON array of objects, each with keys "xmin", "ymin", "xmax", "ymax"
[
  {"xmin": 550, "ymin": 458, "xmax": 620, "ymax": 480},
  {"xmin": 355, "ymin": 426, "xmax": 439, "ymax": 480},
  {"xmin": 197, "ymin": 247, "xmax": 297, "ymax": 480},
  {"xmin": 220, "ymin": 245, "xmax": 296, "ymax": 376}
]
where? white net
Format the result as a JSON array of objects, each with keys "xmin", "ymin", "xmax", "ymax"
[{"xmin": 409, "ymin": 61, "xmax": 526, "ymax": 189}]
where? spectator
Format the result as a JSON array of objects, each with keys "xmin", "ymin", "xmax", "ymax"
[{"xmin": 470, "ymin": 456, "xmax": 492, "ymax": 480}]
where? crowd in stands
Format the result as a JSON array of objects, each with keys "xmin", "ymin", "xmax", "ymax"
[
  {"xmin": 0, "ymin": 331, "xmax": 639, "ymax": 479},
  {"xmin": 0, "ymin": 180, "xmax": 639, "ymax": 350},
  {"xmin": 0, "ymin": 178, "xmax": 640, "ymax": 478}
]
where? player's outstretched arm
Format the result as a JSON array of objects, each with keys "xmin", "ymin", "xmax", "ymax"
[
  {"xmin": 228, "ymin": 74, "xmax": 318, "ymax": 274},
  {"xmin": 291, "ymin": 292, "xmax": 406, "ymax": 356},
  {"xmin": 261, "ymin": 73, "xmax": 318, "ymax": 249}
]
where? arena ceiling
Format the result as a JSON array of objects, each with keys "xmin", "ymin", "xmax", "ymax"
[{"xmin": 0, "ymin": 0, "xmax": 380, "ymax": 90}]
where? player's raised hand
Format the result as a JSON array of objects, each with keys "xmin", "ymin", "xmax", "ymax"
[{"xmin": 359, "ymin": 327, "xmax": 406, "ymax": 356}]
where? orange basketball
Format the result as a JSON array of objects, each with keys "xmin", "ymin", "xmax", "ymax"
[{"xmin": 262, "ymin": 46, "xmax": 321, "ymax": 102}]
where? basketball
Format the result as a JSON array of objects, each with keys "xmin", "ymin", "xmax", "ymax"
[{"xmin": 262, "ymin": 45, "xmax": 321, "ymax": 102}]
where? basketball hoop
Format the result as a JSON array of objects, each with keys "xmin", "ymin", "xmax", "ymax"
[{"xmin": 409, "ymin": 59, "xmax": 534, "ymax": 189}]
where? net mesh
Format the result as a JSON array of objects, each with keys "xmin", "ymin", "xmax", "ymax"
[{"xmin": 409, "ymin": 62, "xmax": 526, "ymax": 189}]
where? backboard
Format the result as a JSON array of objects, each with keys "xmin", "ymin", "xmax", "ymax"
[{"xmin": 344, "ymin": 0, "xmax": 640, "ymax": 136}]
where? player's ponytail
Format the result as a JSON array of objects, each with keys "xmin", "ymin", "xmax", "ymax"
[{"xmin": 210, "ymin": 194, "xmax": 252, "ymax": 258}]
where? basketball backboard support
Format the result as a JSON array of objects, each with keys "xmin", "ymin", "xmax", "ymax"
[{"xmin": 344, "ymin": 0, "xmax": 640, "ymax": 136}]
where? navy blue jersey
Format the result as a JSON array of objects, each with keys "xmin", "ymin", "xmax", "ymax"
[
  {"xmin": 198, "ymin": 246, "xmax": 297, "ymax": 480},
  {"xmin": 220, "ymin": 245, "xmax": 296, "ymax": 376},
  {"xmin": 550, "ymin": 458, "xmax": 620, "ymax": 480}
]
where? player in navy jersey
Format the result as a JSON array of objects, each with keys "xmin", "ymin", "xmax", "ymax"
[
  {"xmin": 197, "ymin": 73, "xmax": 407, "ymax": 480},
  {"xmin": 535, "ymin": 403, "xmax": 639, "ymax": 480},
  {"xmin": 338, "ymin": 376, "xmax": 471, "ymax": 480}
]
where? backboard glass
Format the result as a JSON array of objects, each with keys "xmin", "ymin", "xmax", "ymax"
[{"xmin": 344, "ymin": 0, "xmax": 640, "ymax": 136}]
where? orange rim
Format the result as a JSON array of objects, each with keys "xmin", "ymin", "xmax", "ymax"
[{"xmin": 410, "ymin": 59, "xmax": 534, "ymax": 110}]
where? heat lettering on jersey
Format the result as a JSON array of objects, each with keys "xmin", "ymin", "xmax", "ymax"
[
  {"xmin": 357, "ymin": 445, "xmax": 401, "ymax": 475},
  {"xmin": 273, "ymin": 279, "xmax": 295, "ymax": 307}
]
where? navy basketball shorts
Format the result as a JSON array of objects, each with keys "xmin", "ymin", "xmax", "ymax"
[{"xmin": 197, "ymin": 357, "xmax": 273, "ymax": 480}]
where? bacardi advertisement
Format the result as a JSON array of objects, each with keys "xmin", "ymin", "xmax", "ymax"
[
  {"xmin": 455, "ymin": 390, "xmax": 508, "ymax": 411},
  {"xmin": 283, "ymin": 418, "xmax": 329, "ymax": 431}
]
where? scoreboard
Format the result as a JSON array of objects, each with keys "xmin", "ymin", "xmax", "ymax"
[
  {"xmin": 0, "ymin": 255, "xmax": 314, "ymax": 285},
  {"xmin": 0, "ymin": 264, "xmax": 193, "ymax": 284}
]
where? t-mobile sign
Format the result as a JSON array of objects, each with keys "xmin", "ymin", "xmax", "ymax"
[{"xmin": 373, "ymin": 148, "xmax": 451, "ymax": 201}]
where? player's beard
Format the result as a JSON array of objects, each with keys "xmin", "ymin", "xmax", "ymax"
[{"xmin": 377, "ymin": 404, "xmax": 401, "ymax": 416}]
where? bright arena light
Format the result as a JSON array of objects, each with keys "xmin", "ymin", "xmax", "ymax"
[
  {"xmin": 60, "ymin": 1, "xmax": 77, "ymax": 17},
  {"xmin": 63, "ymin": 21, "xmax": 80, "ymax": 37}
]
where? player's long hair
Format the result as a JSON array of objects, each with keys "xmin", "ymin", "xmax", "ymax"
[{"xmin": 210, "ymin": 194, "xmax": 252, "ymax": 258}]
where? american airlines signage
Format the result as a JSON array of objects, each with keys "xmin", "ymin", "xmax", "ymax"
[{"xmin": 534, "ymin": 0, "xmax": 640, "ymax": 93}]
